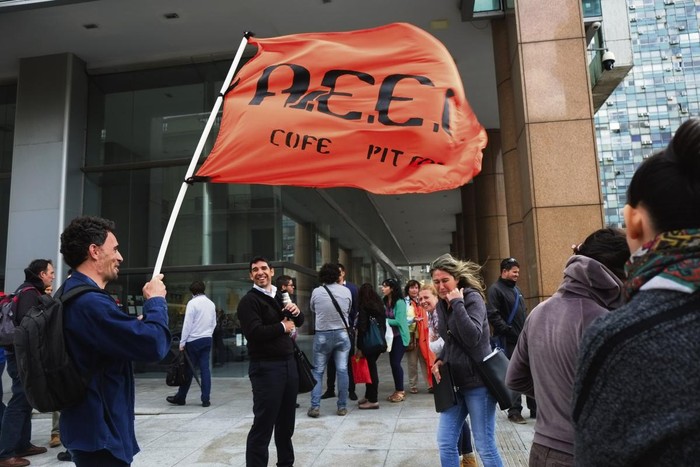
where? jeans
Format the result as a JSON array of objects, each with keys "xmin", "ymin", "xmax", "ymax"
[
  {"xmin": 175, "ymin": 337, "xmax": 212, "ymax": 403},
  {"xmin": 437, "ymin": 386, "xmax": 503, "ymax": 467},
  {"xmin": 325, "ymin": 331, "xmax": 355, "ymax": 394},
  {"xmin": 0, "ymin": 352, "xmax": 33, "ymax": 459},
  {"xmin": 310, "ymin": 330, "xmax": 351, "ymax": 409},
  {"xmin": 388, "ymin": 335, "xmax": 406, "ymax": 391}
]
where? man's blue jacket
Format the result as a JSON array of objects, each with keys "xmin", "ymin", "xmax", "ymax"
[{"xmin": 61, "ymin": 271, "xmax": 170, "ymax": 463}]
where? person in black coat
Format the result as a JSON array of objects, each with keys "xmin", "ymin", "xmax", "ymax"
[{"xmin": 237, "ymin": 257, "xmax": 304, "ymax": 467}]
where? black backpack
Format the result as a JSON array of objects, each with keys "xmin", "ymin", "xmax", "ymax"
[{"xmin": 13, "ymin": 284, "xmax": 107, "ymax": 412}]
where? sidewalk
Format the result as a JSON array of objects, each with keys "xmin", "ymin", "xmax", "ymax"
[{"xmin": 11, "ymin": 351, "xmax": 534, "ymax": 467}]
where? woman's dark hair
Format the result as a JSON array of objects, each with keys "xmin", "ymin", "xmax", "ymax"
[
  {"xmin": 404, "ymin": 279, "xmax": 421, "ymax": 296},
  {"xmin": 575, "ymin": 228, "xmax": 630, "ymax": 281},
  {"xmin": 318, "ymin": 263, "xmax": 340, "ymax": 285},
  {"xmin": 358, "ymin": 283, "xmax": 383, "ymax": 313},
  {"xmin": 60, "ymin": 216, "xmax": 115, "ymax": 269},
  {"xmin": 382, "ymin": 278, "xmax": 403, "ymax": 305},
  {"xmin": 626, "ymin": 118, "xmax": 700, "ymax": 232}
]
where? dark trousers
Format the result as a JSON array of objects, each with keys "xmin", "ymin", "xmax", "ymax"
[
  {"xmin": 325, "ymin": 333, "xmax": 355, "ymax": 393},
  {"xmin": 246, "ymin": 357, "xmax": 298, "ymax": 467},
  {"xmin": 212, "ymin": 327, "xmax": 226, "ymax": 365},
  {"xmin": 389, "ymin": 337, "xmax": 406, "ymax": 391},
  {"xmin": 71, "ymin": 449, "xmax": 130, "ymax": 467},
  {"xmin": 176, "ymin": 337, "xmax": 212, "ymax": 403},
  {"xmin": 362, "ymin": 352, "xmax": 380, "ymax": 403},
  {"xmin": 0, "ymin": 352, "xmax": 33, "ymax": 459},
  {"xmin": 458, "ymin": 421, "xmax": 473, "ymax": 455},
  {"xmin": 529, "ymin": 442, "xmax": 573, "ymax": 467}
]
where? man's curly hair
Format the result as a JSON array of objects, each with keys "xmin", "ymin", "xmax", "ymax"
[{"xmin": 60, "ymin": 216, "xmax": 116, "ymax": 269}]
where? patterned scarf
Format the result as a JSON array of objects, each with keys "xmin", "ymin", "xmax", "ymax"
[{"xmin": 625, "ymin": 228, "xmax": 700, "ymax": 299}]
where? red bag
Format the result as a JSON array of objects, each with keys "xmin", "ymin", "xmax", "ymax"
[{"xmin": 352, "ymin": 356, "xmax": 372, "ymax": 384}]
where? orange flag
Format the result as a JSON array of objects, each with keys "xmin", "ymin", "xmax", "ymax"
[{"xmin": 195, "ymin": 23, "xmax": 487, "ymax": 194}]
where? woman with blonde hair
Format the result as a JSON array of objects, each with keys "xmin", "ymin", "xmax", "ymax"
[
  {"xmin": 405, "ymin": 279, "xmax": 433, "ymax": 394},
  {"xmin": 420, "ymin": 283, "xmax": 477, "ymax": 467},
  {"xmin": 430, "ymin": 254, "xmax": 503, "ymax": 467}
]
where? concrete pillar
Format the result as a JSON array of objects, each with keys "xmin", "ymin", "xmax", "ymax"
[
  {"xmin": 474, "ymin": 129, "xmax": 509, "ymax": 286},
  {"xmin": 492, "ymin": 3, "xmax": 604, "ymax": 307},
  {"xmin": 461, "ymin": 184, "xmax": 478, "ymax": 262},
  {"xmin": 5, "ymin": 53, "xmax": 87, "ymax": 287}
]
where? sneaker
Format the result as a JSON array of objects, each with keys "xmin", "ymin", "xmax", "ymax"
[
  {"xmin": 349, "ymin": 391, "xmax": 358, "ymax": 401},
  {"xmin": 202, "ymin": 401, "xmax": 211, "ymax": 407},
  {"xmin": 357, "ymin": 398, "xmax": 368, "ymax": 405},
  {"xmin": 508, "ymin": 413, "xmax": 527, "ymax": 424},
  {"xmin": 49, "ymin": 433, "xmax": 61, "ymax": 448},
  {"xmin": 358, "ymin": 401, "xmax": 379, "ymax": 410},
  {"xmin": 307, "ymin": 407, "xmax": 320, "ymax": 418},
  {"xmin": 57, "ymin": 451, "xmax": 72, "ymax": 462},
  {"xmin": 320, "ymin": 390, "xmax": 336, "ymax": 399},
  {"xmin": 336, "ymin": 407, "xmax": 348, "ymax": 416}
]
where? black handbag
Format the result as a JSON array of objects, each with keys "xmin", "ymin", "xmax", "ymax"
[
  {"xmin": 293, "ymin": 340, "xmax": 316, "ymax": 393},
  {"xmin": 432, "ymin": 361, "xmax": 457, "ymax": 412},
  {"xmin": 445, "ymin": 300, "xmax": 516, "ymax": 411},
  {"xmin": 474, "ymin": 348, "xmax": 515, "ymax": 410},
  {"xmin": 165, "ymin": 351, "xmax": 187, "ymax": 387}
]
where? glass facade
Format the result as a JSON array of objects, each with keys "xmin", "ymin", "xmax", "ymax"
[
  {"xmin": 595, "ymin": 0, "xmax": 699, "ymax": 227},
  {"xmin": 79, "ymin": 60, "xmax": 401, "ymax": 369},
  {"xmin": 0, "ymin": 85, "xmax": 15, "ymax": 290}
]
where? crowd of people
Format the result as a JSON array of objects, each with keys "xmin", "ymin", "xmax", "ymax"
[{"xmin": 2, "ymin": 119, "xmax": 699, "ymax": 466}]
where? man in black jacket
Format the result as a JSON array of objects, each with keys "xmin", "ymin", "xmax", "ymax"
[
  {"xmin": 0, "ymin": 259, "xmax": 54, "ymax": 467},
  {"xmin": 487, "ymin": 257, "xmax": 535, "ymax": 424},
  {"xmin": 237, "ymin": 257, "xmax": 304, "ymax": 467}
]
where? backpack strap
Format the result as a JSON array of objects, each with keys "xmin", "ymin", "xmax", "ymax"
[
  {"xmin": 505, "ymin": 287, "xmax": 521, "ymax": 325},
  {"xmin": 57, "ymin": 284, "xmax": 108, "ymax": 303}
]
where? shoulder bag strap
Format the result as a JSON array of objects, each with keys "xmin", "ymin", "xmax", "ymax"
[
  {"xmin": 322, "ymin": 285, "xmax": 350, "ymax": 333},
  {"xmin": 506, "ymin": 287, "xmax": 521, "ymax": 325}
]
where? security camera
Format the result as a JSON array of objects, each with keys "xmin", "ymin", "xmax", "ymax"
[{"xmin": 602, "ymin": 51, "xmax": 616, "ymax": 71}]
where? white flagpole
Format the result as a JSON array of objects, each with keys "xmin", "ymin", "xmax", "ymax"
[{"xmin": 152, "ymin": 33, "xmax": 252, "ymax": 278}]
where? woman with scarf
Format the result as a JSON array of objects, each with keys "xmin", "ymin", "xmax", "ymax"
[
  {"xmin": 573, "ymin": 118, "xmax": 700, "ymax": 466},
  {"xmin": 430, "ymin": 254, "xmax": 504, "ymax": 467},
  {"xmin": 405, "ymin": 279, "xmax": 434, "ymax": 394}
]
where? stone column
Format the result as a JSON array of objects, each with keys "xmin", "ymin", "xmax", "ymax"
[
  {"xmin": 492, "ymin": 3, "xmax": 604, "ymax": 306},
  {"xmin": 474, "ymin": 130, "xmax": 509, "ymax": 286}
]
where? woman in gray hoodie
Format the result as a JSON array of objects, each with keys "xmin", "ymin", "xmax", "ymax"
[{"xmin": 506, "ymin": 228, "xmax": 629, "ymax": 467}]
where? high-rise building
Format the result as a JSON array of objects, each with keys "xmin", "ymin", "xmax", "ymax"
[{"xmin": 595, "ymin": 0, "xmax": 699, "ymax": 226}]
